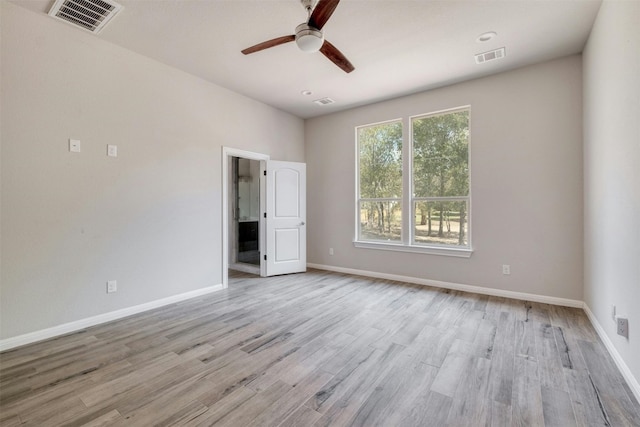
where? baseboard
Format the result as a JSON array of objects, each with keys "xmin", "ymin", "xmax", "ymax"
[
  {"xmin": 307, "ymin": 263, "xmax": 583, "ymax": 308},
  {"xmin": 583, "ymin": 303, "xmax": 640, "ymax": 404},
  {"xmin": 0, "ymin": 284, "xmax": 225, "ymax": 352}
]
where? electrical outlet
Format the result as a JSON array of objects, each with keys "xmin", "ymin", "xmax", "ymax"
[
  {"xmin": 329, "ymin": 248, "xmax": 334, "ymax": 256},
  {"xmin": 107, "ymin": 280, "xmax": 117, "ymax": 294},
  {"xmin": 502, "ymin": 264, "xmax": 511, "ymax": 275},
  {"xmin": 69, "ymin": 139, "xmax": 81, "ymax": 153},
  {"xmin": 107, "ymin": 144, "xmax": 118, "ymax": 157},
  {"xmin": 616, "ymin": 316, "xmax": 629, "ymax": 338}
]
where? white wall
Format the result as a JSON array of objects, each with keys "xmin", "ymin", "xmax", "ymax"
[
  {"xmin": 0, "ymin": 2, "xmax": 304, "ymax": 340},
  {"xmin": 305, "ymin": 56, "xmax": 584, "ymax": 300},
  {"xmin": 583, "ymin": 0, "xmax": 640, "ymax": 391}
]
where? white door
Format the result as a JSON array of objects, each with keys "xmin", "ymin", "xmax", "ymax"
[{"xmin": 264, "ymin": 160, "xmax": 306, "ymax": 276}]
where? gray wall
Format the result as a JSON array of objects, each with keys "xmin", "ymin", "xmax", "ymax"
[
  {"xmin": 0, "ymin": 2, "xmax": 304, "ymax": 339},
  {"xmin": 583, "ymin": 0, "xmax": 640, "ymax": 390},
  {"xmin": 305, "ymin": 55, "xmax": 584, "ymax": 300}
]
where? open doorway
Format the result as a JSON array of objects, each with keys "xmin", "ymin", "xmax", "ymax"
[
  {"xmin": 221, "ymin": 147, "xmax": 307, "ymax": 289},
  {"xmin": 230, "ymin": 157, "xmax": 261, "ymax": 273},
  {"xmin": 222, "ymin": 147, "xmax": 270, "ymax": 288}
]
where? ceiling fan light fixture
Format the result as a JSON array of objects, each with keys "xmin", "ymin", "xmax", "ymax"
[{"xmin": 295, "ymin": 23, "xmax": 324, "ymax": 52}]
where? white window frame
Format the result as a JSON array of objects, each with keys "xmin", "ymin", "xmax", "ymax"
[
  {"xmin": 354, "ymin": 118, "xmax": 404, "ymax": 245},
  {"xmin": 354, "ymin": 106, "xmax": 473, "ymax": 258}
]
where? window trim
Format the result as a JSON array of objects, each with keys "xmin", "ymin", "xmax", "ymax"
[
  {"xmin": 354, "ymin": 106, "xmax": 473, "ymax": 258},
  {"xmin": 353, "ymin": 239, "xmax": 473, "ymax": 258}
]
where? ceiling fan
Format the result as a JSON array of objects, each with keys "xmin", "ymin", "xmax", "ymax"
[{"xmin": 241, "ymin": 0, "xmax": 355, "ymax": 73}]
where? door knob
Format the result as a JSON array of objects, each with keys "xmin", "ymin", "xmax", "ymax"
[{"xmin": 299, "ymin": 221, "xmax": 305, "ymax": 226}]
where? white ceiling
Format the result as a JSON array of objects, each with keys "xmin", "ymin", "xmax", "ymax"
[{"xmin": 12, "ymin": 0, "xmax": 601, "ymax": 119}]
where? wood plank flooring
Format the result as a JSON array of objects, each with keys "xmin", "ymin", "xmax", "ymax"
[{"xmin": 1, "ymin": 269, "xmax": 639, "ymax": 426}]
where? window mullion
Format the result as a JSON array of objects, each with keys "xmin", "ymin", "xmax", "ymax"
[{"xmin": 401, "ymin": 116, "xmax": 411, "ymax": 245}]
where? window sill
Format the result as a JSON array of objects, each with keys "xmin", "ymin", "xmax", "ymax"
[{"xmin": 353, "ymin": 240, "xmax": 473, "ymax": 258}]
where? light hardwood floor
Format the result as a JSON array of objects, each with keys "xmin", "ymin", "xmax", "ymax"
[{"xmin": 1, "ymin": 269, "xmax": 639, "ymax": 426}]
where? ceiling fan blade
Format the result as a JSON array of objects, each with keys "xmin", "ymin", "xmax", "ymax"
[
  {"xmin": 241, "ymin": 35, "xmax": 295, "ymax": 55},
  {"xmin": 320, "ymin": 40, "xmax": 355, "ymax": 73},
  {"xmin": 308, "ymin": 0, "xmax": 340, "ymax": 30}
]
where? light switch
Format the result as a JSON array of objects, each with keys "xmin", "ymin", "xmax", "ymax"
[
  {"xmin": 107, "ymin": 280, "xmax": 117, "ymax": 293},
  {"xmin": 107, "ymin": 145, "xmax": 117, "ymax": 157},
  {"xmin": 69, "ymin": 139, "xmax": 81, "ymax": 153}
]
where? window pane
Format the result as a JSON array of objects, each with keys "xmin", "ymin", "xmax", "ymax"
[
  {"xmin": 359, "ymin": 201, "xmax": 402, "ymax": 242},
  {"xmin": 413, "ymin": 110, "xmax": 469, "ymax": 198},
  {"xmin": 358, "ymin": 121, "xmax": 402, "ymax": 199},
  {"xmin": 413, "ymin": 200, "xmax": 468, "ymax": 246}
]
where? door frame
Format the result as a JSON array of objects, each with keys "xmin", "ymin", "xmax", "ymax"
[{"xmin": 221, "ymin": 147, "xmax": 270, "ymax": 288}]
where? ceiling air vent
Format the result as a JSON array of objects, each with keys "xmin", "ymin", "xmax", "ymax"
[
  {"xmin": 313, "ymin": 97, "xmax": 335, "ymax": 106},
  {"xmin": 48, "ymin": 0, "xmax": 123, "ymax": 34},
  {"xmin": 475, "ymin": 47, "xmax": 506, "ymax": 64}
]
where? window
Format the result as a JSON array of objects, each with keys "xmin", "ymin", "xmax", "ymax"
[
  {"xmin": 357, "ymin": 120, "xmax": 403, "ymax": 242},
  {"xmin": 412, "ymin": 109, "xmax": 470, "ymax": 247},
  {"xmin": 356, "ymin": 107, "xmax": 471, "ymax": 257}
]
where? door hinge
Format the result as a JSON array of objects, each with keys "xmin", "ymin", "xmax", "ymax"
[
  {"xmin": 264, "ymin": 254, "xmax": 267, "ymax": 261},
  {"xmin": 263, "ymin": 212, "xmax": 266, "ymax": 218},
  {"xmin": 263, "ymin": 170, "xmax": 267, "ymax": 176}
]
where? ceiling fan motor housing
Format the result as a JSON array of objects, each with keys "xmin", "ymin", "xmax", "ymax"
[{"xmin": 295, "ymin": 23, "xmax": 324, "ymax": 52}]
